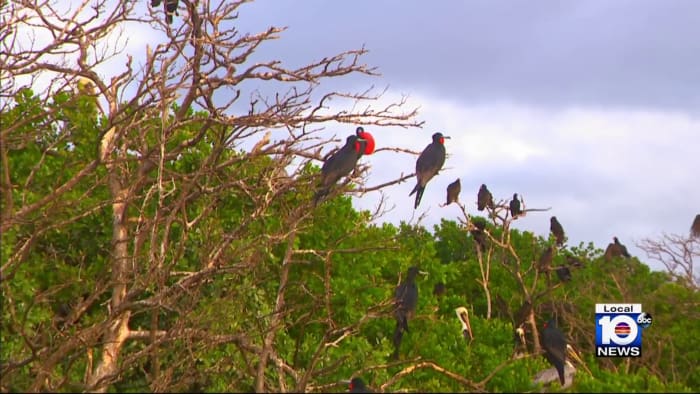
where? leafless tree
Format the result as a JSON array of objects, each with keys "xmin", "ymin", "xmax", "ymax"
[
  {"xmin": 1, "ymin": 0, "xmax": 422, "ymax": 392},
  {"xmin": 638, "ymin": 233, "xmax": 699, "ymax": 289}
]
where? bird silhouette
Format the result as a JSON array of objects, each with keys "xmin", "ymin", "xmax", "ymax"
[
  {"xmin": 355, "ymin": 127, "xmax": 376, "ymax": 155},
  {"xmin": 541, "ymin": 318, "xmax": 568, "ymax": 386},
  {"xmin": 477, "ymin": 184, "xmax": 495, "ymax": 211},
  {"xmin": 510, "ymin": 193, "xmax": 522, "ymax": 218},
  {"xmin": 409, "ymin": 133, "xmax": 449, "ymax": 209},
  {"xmin": 393, "ymin": 266, "xmax": 420, "ymax": 359},
  {"xmin": 433, "ymin": 282, "xmax": 446, "ymax": 298},
  {"xmin": 470, "ymin": 219, "xmax": 488, "ymax": 252},
  {"xmin": 538, "ymin": 245, "xmax": 555, "ymax": 274},
  {"xmin": 604, "ymin": 236, "xmax": 631, "ymax": 260},
  {"xmin": 348, "ymin": 377, "xmax": 373, "ymax": 393},
  {"xmin": 555, "ymin": 266, "xmax": 572, "ymax": 282},
  {"xmin": 151, "ymin": 0, "xmax": 179, "ymax": 24},
  {"xmin": 691, "ymin": 214, "xmax": 700, "ymax": 239},
  {"xmin": 550, "ymin": 216, "xmax": 565, "ymax": 246},
  {"xmin": 443, "ymin": 178, "xmax": 461, "ymax": 206},
  {"xmin": 314, "ymin": 135, "xmax": 366, "ymax": 205}
]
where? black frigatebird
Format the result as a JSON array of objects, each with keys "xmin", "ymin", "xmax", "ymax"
[
  {"xmin": 409, "ymin": 132, "xmax": 450, "ymax": 209},
  {"xmin": 355, "ymin": 127, "xmax": 376, "ymax": 155},
  {"xmin": 541, "ymin": 318, "xmax": 568, "ymax": 386},
  {"xmin": 510, "ymin": 193, "xmax": 522, "ymax": 218},
  {"xmin": 550, "ymin": 216, "xmax": 565, "ymax": 247},
  {"xmin": 345, "ymin": 377, "xmax": 373, "ymax": 393},
  {"xmin": 554, "ymin": 266, "xmax": 572, "ymax": 282},
  {"xmin": 604, "ymin": 236, "xmax": 631, "ymax": 260},
  {"xmin": 443, "ymin": 178, "xmax": 461, "ymax": 207},
  {"xmin": 477, "ymin": 184, "xmax": 494, "ymax": 211},
  {"xmin": 314, "ymin": 135, "xmax": 366, "ymax": 205},
  {"xmin": 538, "ymin": 245, "xmax": 554, "ymax": 274},
  {"xmin": 392, "ymin": 266, "xmax": 421, "ymax": 359},
  {"xmin": 151, "ymin": 0, "xmax": 179, "ymax": 24},
  {"xmin": 470, "ymin": 219, "xmax": 488, "ymax": 252},
  {"xmin": 691, "ymin": 214, "xmax": 700, "ymax": 239}
]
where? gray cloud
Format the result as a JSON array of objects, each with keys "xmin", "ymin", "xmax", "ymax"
[{"xmin": 238, "ymin": 0, "xmax": 700, "ymax": 114}]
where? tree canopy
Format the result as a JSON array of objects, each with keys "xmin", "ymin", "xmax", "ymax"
[{"xmin": 1, "ymin": 1, "xmax": 698, "ymax": 392}]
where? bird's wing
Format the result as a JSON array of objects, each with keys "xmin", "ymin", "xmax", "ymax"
[{"xmin": 415, "ymin": 144, "xmax": 445, "ymax": 174}]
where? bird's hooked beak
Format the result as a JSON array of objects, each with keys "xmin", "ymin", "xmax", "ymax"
[
  {"xmin": 418, "ymin": 270, "xmax": 429, "ymax": 276},
  {"xmin": 455, "ymin": 307, "xmax": 474, "ymax": 341},
  {"xmin": 339, "ymin": 379, "xmax": 352, "ymax": 385}
]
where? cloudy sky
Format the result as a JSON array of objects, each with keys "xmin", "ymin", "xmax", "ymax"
[
  {"xmin": 226, "ymin": 0, "xmax": 700, "ymax": 271},
  {"xmin": 18, "ymin": 1, "xmax": 699, "ymax": 271}
]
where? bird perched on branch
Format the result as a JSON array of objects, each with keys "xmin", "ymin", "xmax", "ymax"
[
  {"xmin": 691, "ymin": 214, "xmax": 700, "ymax": 239},
  {"xmin": 554, "ymin": 266, "xmax": 572, "ymax": 282},
  {"xmin": 509, "ymin": 193, "xmax": 522, "ymax": 218},
  {"xmin": 314, "ymin": 135, "xmax": 367, "ymax": 205},
  {"xmin": 355, "ymin": 127, "xmax": 375, "ymax": 155},
  {"xmin": 409, "ymin": 133, "xmax": 450, "ymax": 209},
  {"xmin": 541, "ymin": 318, "xmax": 568, "ymax": 386},
  {"xmin": 345, "ymin": 377, "xmax": 373, "ymax": 393},
  {"xmin": 151, "ymin": 0, "xmax": 179, "ymax": 24},
  {"xmin": 477, "ymin": 184, "xmax": 495, "ymax": 211},
  {"xmin": 443, "ymin": 178, "xmax": 461, "ymax": 207},
  {"xmin": 604, "ymin": 236, "xmax": 631, "ymax": 261},
  {"xmin": 392, "ymin": 266, "xmax": 421, "ymax": 359},
  {"xmin": 470, "ymin": 219, "xmax": 488, "ymax": 252},
  {"xmin": 538, "ymin": 245, "xmax": 555, "ymax": 274},
  {"xmin": 455, "ymin": 306, "xmax": 474, "ymax": 341},
  {"xmin": 550, "ymin": 216, "xmax": 565, "ymax": 246}
]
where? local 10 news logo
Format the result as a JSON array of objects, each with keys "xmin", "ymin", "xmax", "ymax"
[{"xmin": 596, "ymin": 303, "xmax": 652, "ymax": 357}]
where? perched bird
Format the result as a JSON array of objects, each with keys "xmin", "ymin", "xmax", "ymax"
[
  {"xmin": 554, "ymin": 266, "xmax": 572, "ymax": 282},
  {"xmin": 433, "ymin": 282, "xmax": 446, "ymax": 298},
  {"xmin": 355, "ymin": 127, "xmax": 376, "ymax": 155},
  {"xmin": 691, "ymin": 214, "xmax": 700, "ymax": 239},
  {"xmin": 550, "ymin": 216, "xmax": 565, "ymax": 246},
  {"xmin": 151, "ymin": 0, "xmax": 179, "ymax": 24},
  {"xmin": 604, "ymin": 236, "xmax": 631, "ymax": 260},
  {"xmin": 509, "ymin": 193, "xmax": 522, "ymax": 218},
  {"xmin": 513, "ymin": 323, "xmax": 527, "ymax": 358},
  {"xmin": 538, "ymin": 246, "xmax": 555, "ymax": 274},
  {"xmin": 314, "ymin": 135, "xmax": 366, "ymax": 205},
  {"xmin": 444, "ymin": 178, "xmax": 461, "ymax": 206},
  {"xmin": 455, "ymin": 306, "xmax": 474, "ymax": 340},
  {"xmin": 470, "ymin": 220, "xmax": 488, "ymax": 252},
  {"xmin": 477, "ymin": 184, "xmax": 494, "ymax": 211},
  {"xmin": 393, "ymin": 266, "xmax": 421, "ymax": 359},
  {"xmin": 409, "ymin": 132, "xmax": 450, "ymax": 209},
  {"xmin": 348, "ymin": 377, "xmax": 373, "ymax": 393},
  {"xmin": 541, "ymin": 318, "xmax": 568, "ymax": 386}
]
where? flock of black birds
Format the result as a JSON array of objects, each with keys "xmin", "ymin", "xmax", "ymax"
[
  {"xmin": 313, "ymin": 129, "xmax": 699, "ymax": 392},
  {"xmin": 144, "ymin": 5, "xmax": 699, "ymax": 388}
]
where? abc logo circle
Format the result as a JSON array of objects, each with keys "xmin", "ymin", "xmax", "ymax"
[{"xmin": 637, "ymin": 312, "xmax": 653, "ymax": 329}]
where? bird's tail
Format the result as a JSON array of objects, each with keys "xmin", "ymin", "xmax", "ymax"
[
  {"xmin": 392, "ymin": 321, "xmax": 404, "ymax": 360},
  {"xmin": 409, "ymin": 184, "xmax": 425, "ymax": 209},
  {"xmin": 556, "ymin": 365, "xmax": 566, "ymax": 386}
]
